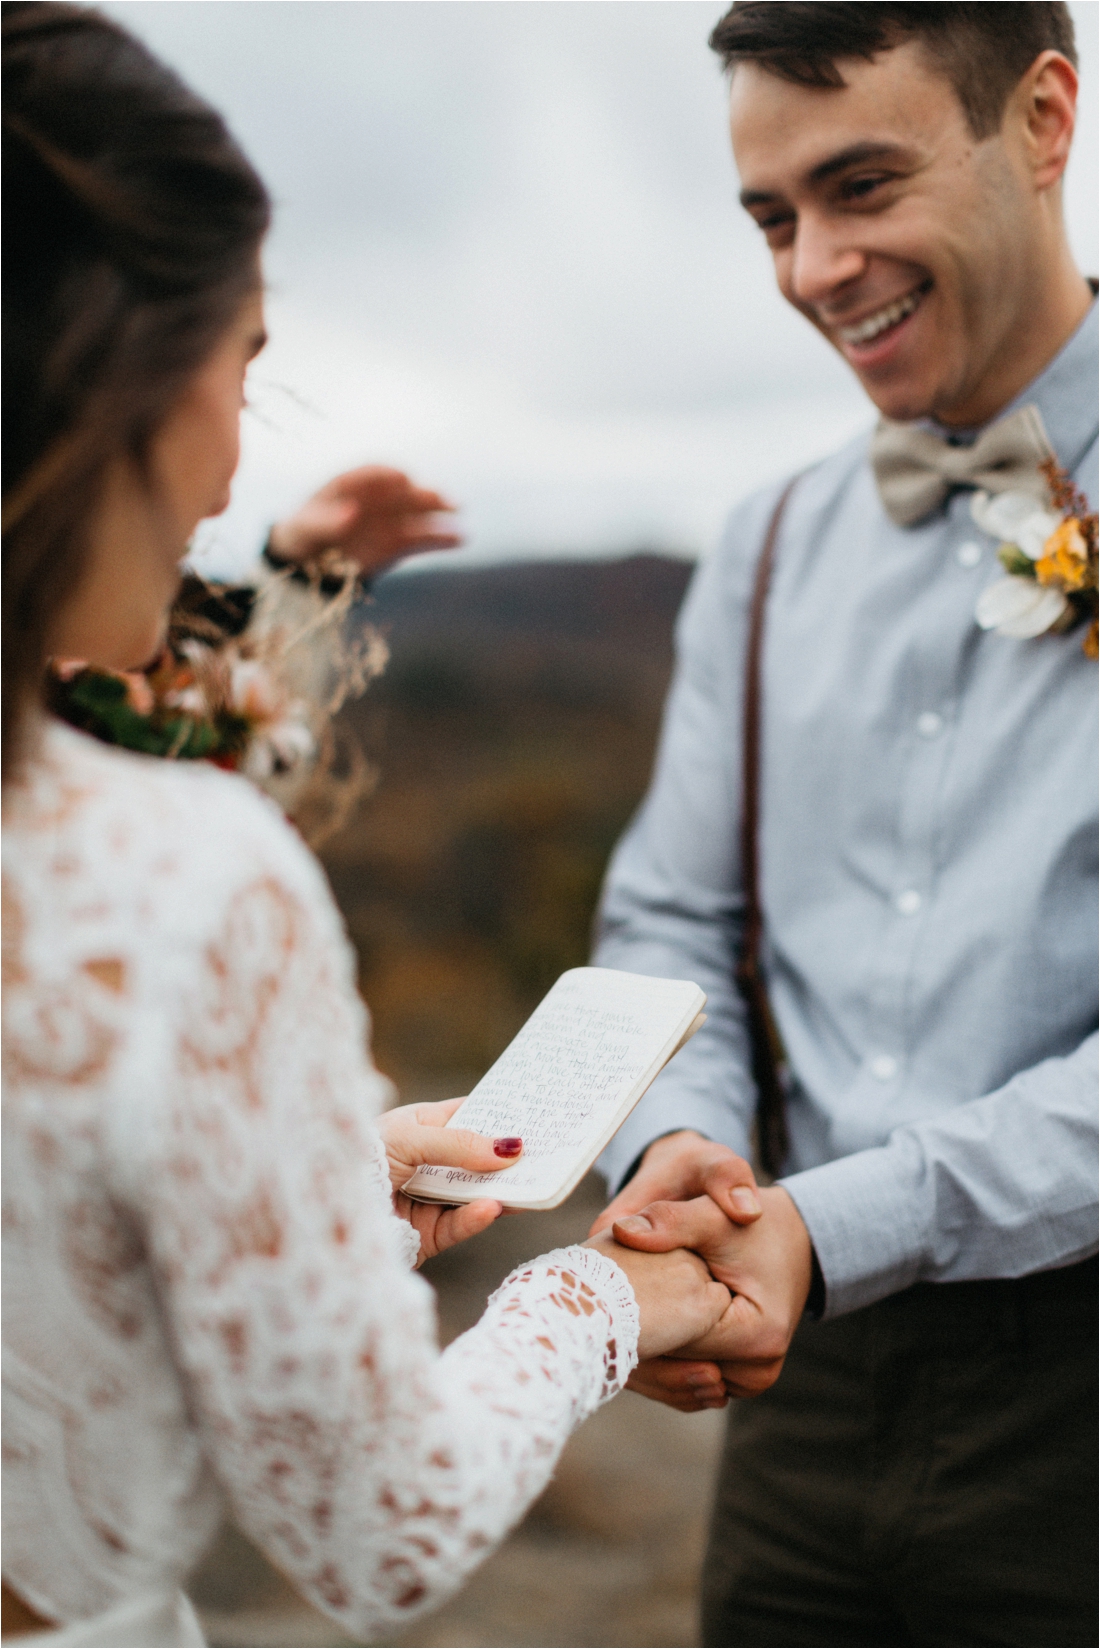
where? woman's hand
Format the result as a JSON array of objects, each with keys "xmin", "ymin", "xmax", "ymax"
[
  {"xmin": 377, "ymin": 1098, "xmax": 522, "ymax": 1267},
  {"xmin": 268, "ymin": 466, "xmax": 462, "ymax": 577},
  {"xmin": 583, "ymin": 1231, "xmax": 733, "ymax": 1362}
]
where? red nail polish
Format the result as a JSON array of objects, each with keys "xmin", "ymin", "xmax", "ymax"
[{"xmin": 494, "ymin": 1137, "xmax": 522, "ymax": 1157}]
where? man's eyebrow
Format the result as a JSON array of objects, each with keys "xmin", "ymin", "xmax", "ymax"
[
  {"xmin": 808, "ymin": 140, "xmax": 911, "ymax": 184},
  {"xmin": 739, "ymin": 140, "xmax": 911, "ymax": 208}
]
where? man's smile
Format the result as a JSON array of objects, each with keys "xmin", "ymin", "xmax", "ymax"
[{"xmin": 834, "ymin": 281, "xmax": 931, "ymax": 346}]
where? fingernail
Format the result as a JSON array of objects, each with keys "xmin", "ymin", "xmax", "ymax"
[
  {"xmin": 731, "ymin": 1187, "xmax": 761, "ymax": 1216},
  {"xmin": 493, "ymin": 1137, "xmax": 522, "ymax": 1157},
  {"xmin": 614, "ymin": 1214, "xmax": 653, "ymax": 1234},
  {"xmin": 686, "ymin": 1370, "xmax": 717, "ymax": 1388}
]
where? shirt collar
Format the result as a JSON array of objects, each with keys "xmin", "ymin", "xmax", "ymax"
[{"xmin": 923, "ymin": 295, "xmax": 1098, "ymax": 468}]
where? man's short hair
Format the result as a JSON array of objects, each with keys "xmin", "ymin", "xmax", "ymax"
[{"xmin": 709, "ymin": 3, "xmax": 1078, "ymax": 139}]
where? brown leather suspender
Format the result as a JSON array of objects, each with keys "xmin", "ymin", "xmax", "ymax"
[{"xmin": 736, "ymin": 479, "xmax": 798, "ymax": 1179}]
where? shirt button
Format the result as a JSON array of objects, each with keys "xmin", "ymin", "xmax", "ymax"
[
  {"xmin": 916, "ymin": 711, "xmax": 943, "ymax": 738},
  {"xmin": 895, "ymin": 889, "xmax": 922, "ymax": 915},
  {"xmin": 957, "ymin": 540, "xmax": 983, "ymax": 568},
  {"xmin": 870, "ymin": 1055, "xmax": 898, "ymax": 1081}
]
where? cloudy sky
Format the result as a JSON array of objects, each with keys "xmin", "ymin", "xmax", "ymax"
[{"xmin": 106, "ymin": 0, "xmax": 1100, "ymax": 575}]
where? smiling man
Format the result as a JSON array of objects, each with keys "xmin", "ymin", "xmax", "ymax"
[{"xmin": 590, "ymin": 5, "xmax": 1097, "ymax": 1645}]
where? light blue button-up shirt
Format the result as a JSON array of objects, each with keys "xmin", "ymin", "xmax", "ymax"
[{"xmin": 595, "ymin": 302, "xmax": 1098, "ymax": 1317}]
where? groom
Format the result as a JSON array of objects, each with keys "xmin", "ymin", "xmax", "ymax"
[{"xmin": 592, "ymin": 5, "xmax": 1097, "ymax": 1645}]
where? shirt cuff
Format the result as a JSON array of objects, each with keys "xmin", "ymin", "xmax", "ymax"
[{"xmin": 780, "ymin": 1136, "xmax": 927, "ymax": 1319}]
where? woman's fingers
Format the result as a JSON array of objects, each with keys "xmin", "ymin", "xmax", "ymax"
[
  {"xmin": 586, "ymin": 1234, "xmax": 731, "ymax": 1360},
  {"xmin": 612, "ymin": 1194, "xmax": 734, "ymax": 1256},
  {"xmin": 326, "ymin": 466, "xmax": 457, "ymax": 516},
  {"xmin": 376, "ymin": 1101, "xmax": 522, "ymax": 1189},
  {"xmin": 402, "ymin": 1196, "xmax": 503, "ymax": 1265},
  {"xmin": 269, "ymin": 467, "xmax": 463, "ymax": 569},
  {"xmin": 626, "ymin": 1356, "xmax": 728, "ymax": 1411},
  {"xmin": 400, "ymin": 1125, "xmax": 522, "ymax": 1173},
  {"xmin": 403, "ymin": 1097, "xmax": 465, "ymax": 1125}
]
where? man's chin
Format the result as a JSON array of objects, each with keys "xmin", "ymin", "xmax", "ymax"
[{"xmin": 853, "ymin": 370, "xmax": 943, "ymax": 426}]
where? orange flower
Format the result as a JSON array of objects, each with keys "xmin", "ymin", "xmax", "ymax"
[
  {"xmin": 1036, "ymin": 518, "xmax": 1091, "ymax": 592},
  {"xmin": 1045, "ymin": 517, "xmax": 1088, "ymax": 560}
]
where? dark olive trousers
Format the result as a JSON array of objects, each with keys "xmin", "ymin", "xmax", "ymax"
[{"xmin": 701, "ymin": 1259, "xmax": 1098, "ymax": 1647}]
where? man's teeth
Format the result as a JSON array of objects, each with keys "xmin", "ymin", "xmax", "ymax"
[{"xmin": 839, "ymin": 289, "xmax": 922, "ymax": 345}]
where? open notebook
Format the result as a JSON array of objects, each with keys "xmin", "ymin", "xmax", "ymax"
[{"xmin": 402, "ymin": 966, "xmax": 706, "ymax": 1211}]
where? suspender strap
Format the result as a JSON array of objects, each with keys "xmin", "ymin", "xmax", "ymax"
[{"xmin": 736, "ymin": 479, "xmax": 798, "ymax": 1179}]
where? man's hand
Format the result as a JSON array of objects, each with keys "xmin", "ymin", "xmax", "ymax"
[
  {"xmin": 589, "ymin": 1130, "xmax": 763, "ymax": 1237},
  {"xmin": 268, "ymin": 466, "xmax": 462, "ymax": 576},
  {"xmin": 612, "ymin": 1187, "xmax": 814, "ymax": 1408}
]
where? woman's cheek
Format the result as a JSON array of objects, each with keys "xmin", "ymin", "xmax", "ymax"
[{"xmin": 205, "ymin": 401, "xmax": 244, "ymax": 518}]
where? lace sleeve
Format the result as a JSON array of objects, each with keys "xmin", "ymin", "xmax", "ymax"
[{"xmin": 125, "ymin": 857, "xmax": 639, "ymax": 1640}]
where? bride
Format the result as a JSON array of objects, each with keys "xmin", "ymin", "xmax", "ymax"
[{"xmin": 1, "ymin": 6, "xmax": 737, "ymax": 1646}]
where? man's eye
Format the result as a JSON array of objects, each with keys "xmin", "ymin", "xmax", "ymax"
[
  {"xmin": 843, "ymin": 174, "xmax": 890, "ymax": 201},
  {"xmin": 755, "ymin": 211, "xmax": 794, "ymax": 233}
]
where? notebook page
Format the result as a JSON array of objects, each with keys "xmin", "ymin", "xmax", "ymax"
[{"xmin": 403, "ymin": 967, "xmax": 703, "ymax": 1206}]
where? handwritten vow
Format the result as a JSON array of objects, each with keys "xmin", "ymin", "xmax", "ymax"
[{"xmin": 403, "ymin": 966, "xmax": 706, "ymax": 1210}]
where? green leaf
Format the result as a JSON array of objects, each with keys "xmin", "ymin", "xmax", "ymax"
[{"xmin": 997, "ymin": 545, "xmax": 1035, "ymax": 578}]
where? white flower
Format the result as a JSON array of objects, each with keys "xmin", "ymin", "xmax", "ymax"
[
  {"xmin": 970, "ymin": 490, "xmax": 1061, "ymax": 560},
  {"xmin": 164, "ymin": 684, "xmax": 208, "ymax": 715},
  {"xmin": 228, "ymin": 657, "xmax": 285, "ymax": 722},
  {"xmin": 975, "ymin": 574, "xmax": 1069, "ymax": 638},
  {"xmin": 242, "ymin": 716, "xmax": 315, "ymax": 779}
]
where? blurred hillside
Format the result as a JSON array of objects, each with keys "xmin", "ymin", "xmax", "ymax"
[{"xmin": 322, "ymin": 552, "xmax": 695, "ymax": 1095}]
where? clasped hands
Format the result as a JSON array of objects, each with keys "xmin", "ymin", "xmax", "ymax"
[
  {"xmin": 586, "ymin": 1130, "xmax": 814, "ymax": 1408},
  {"xmin": 378, "ymin": 1109, "xmax": 812, "ymax": 1403}
]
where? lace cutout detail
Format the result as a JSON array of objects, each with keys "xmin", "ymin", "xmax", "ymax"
[{"xmin": 2, "ymin": 722, "xmax": 639, "ymax": 1636}]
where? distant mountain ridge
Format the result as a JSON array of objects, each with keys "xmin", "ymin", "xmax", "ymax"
[{"xmin": 370, "ymin": 551, "xmax": 695, "ymax": 648}]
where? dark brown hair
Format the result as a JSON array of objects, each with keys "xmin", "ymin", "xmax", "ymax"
[
  {"xmin": 709, "ymin": 3, "xmax": 1077, "ymax": 138},
  {"xmin": 2, "ymin": 1, "xmax": 270, "ymax": 782}
]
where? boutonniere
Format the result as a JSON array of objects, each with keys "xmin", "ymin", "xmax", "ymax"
[{"xmin": 973, "ymin": 459, "xmax": 1098, "ymax": 659}]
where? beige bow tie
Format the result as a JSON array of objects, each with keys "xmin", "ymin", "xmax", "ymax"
[{"xmin": 871, "ymin": 403, "xmax": 1055, "ymax": 527}]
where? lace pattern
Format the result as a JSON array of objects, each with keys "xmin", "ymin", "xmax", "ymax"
[{"xmin": 2, "ymin": 721, "xmax": 639, "ymax": 1636}]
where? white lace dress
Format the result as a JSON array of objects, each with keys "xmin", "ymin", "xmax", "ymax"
[{"xmin": 2, "ymin": 721, "xmax": 639, "ymax": 1641}]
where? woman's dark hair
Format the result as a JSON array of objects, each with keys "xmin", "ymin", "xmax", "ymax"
[
  {"xmin": 709, "ymin": 3, "xmax": 1077, "ymax": 139},
  {"xmin": 2, "ymin": 1, "xmax": 270, "ymax": 782}
]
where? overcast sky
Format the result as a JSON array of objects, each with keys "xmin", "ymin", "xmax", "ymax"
[{"xmin": 105, "ymin": 0, "xmax": 1100, "ymax": 574}]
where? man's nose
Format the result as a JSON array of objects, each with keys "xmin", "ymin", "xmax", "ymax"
[{"xmin": 788, "ymin": 212, "xmax": 866, "ymax": 309}]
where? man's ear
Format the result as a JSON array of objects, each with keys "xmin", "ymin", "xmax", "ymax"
[{"xmin": 1011, "ymin": 49, "xmax": 1078, "ymax": 193}]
